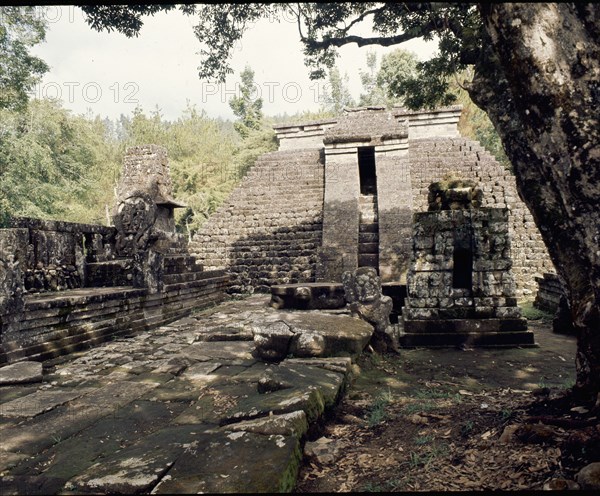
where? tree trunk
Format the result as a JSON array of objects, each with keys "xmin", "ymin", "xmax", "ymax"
[{"xmin": 468, "ymin": 3, "xmax": 600, "ymax": 401}]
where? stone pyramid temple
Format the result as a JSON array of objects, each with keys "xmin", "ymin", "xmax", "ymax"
[{"xmin": 190, "ymin": 106, "xmax": 554, "ymax": 302}]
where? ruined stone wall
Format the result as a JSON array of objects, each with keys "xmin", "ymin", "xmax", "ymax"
[
  {"xmin": 118, "ymin": 144, "xmax": 172, "ymax": 201},
  {"xmin": 394, "ymin": 106, "xmax": 462, "ymax": 139},
  {"xmin": 405, "ymin": 208, "xmax": 520, "ymax": 320},
  {"xmin": 408, "ymin": 137, "xmax": 554, "ymax": 298},
  {"xmin": 5, "ymin": 218, "xmax": 116, "ymax": 293},
  {"xmin": 0, "ymin": 266, "xmax": 229, "ymax": 364},
  {"xmin": 534, "ymin": 272, "xmax": 566, "ymax": 313},
  {"xmin": 189, "ymin": 149, "xmax": 324, "ymax": 293},
  {"xmin": 274, "ymin": 119, "xmax": 338, "ymax": 151}
]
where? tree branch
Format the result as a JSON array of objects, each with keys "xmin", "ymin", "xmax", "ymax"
[
  {"xmin": 341, "ymin": 7, "xmax": 386, "ymax": 35},
  {"xmin": 303, "ymin": 21, "xmax": 438, "ymax": 49}
]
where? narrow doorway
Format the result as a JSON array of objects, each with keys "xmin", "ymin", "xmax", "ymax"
[
  {"xmin": 358, "ymin": 147, "xmax": 377, "ymax": 195},
  {"xmin": 452, "ymin": 247, "xmax": 473, "ymax": 290},
  {"xmin": 358, "ymin": 147, "xmax": 379, "ymax": 272}
]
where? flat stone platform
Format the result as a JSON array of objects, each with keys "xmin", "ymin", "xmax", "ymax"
[{"xmin": 0, "ymin": 295, "xmax": 367, "ymax": 494}]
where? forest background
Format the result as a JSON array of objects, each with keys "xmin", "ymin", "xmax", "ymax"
[{"xmin": 0, "ymin": 7, "xmax": 508, "ymax": 237}]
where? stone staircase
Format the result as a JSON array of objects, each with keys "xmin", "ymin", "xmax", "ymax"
[
  {"xmin": 162, "ymin": 254, "xmax": 220, "ymax": 292},
  {"xmin": 358, "ymin": 194, "xmax": 379, "ymax": 271}
]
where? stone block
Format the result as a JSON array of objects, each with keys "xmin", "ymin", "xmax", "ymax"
[
  {"xmin": 495, "ymin": 306, "xmax": 522, "ymax": 318},
  {"xmin": 0, "ymin": 361, "xmax": 42, "ymax": 385}
]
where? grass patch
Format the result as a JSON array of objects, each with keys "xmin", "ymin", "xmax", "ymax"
[
  {"xmin": 460, "ymin": 419, "xmax": 474, "ymax": 437},
  {"xmin": 367, "ymin": 389, "xmax": 394, "ymax": 427},
  {"xmin": 401, "ymin": 400, "xmax": 439, "ymax": 415},
  {"xmin": 408, "ymin": 443, "xmax": 449, "ymax": 468},
  {"xmin": 414, "ymin": 434, "xmax": 434, "ymax": 445},
  {"xmin": 359, "ymin": 479, "xmax": 403, "ymax": 492},
  {"xmin": 413, "ymin": 389, "xmax": 453, "ymax": 399},
  {"xmin": 520, "ymin": 301, "xmax": 553, "ymax": 321}
]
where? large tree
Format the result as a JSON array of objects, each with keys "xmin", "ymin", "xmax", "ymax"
[
  {"xmin": 0, "ymin": 6, "xmax": 49, "ymax": 110},
  {"xmin": 80, "ymin": 3, "xmax": 600, "ymax": 403}
]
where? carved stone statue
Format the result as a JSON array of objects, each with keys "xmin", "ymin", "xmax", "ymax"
[
  {"xmin": 112, "ymin": 146, "xmax": 187, "ymax": 293},
  {"xmin": 342, "ymin": 267, "xmax": 399, "ymax": 352},
  {"xmin": 113, "ymin": 191, "xmax": 157, "ymax": 258}
]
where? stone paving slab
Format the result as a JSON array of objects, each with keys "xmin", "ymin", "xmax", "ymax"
[
  {"xmin": 151, "ymin": 430, "xmax": 302, "ymax": 494},
  {"xmin": 0, "ymin": 362, "xmax": 43, "ymax": 385},
  {"xmin": 0, "ymin": 388, "xmax": 95, "ymax": 418},
  {"xmin": 0, "ymin": 295, "xmax": 365, "ymax": 494}
]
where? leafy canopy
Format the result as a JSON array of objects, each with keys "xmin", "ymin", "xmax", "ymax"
[
  {"xmin": 0, "ymin": 6, "xmax": 49, "ymax": 110},
  {"xmin": 229, "ymin": 65, "xmax": 263, "ymax": 138}
]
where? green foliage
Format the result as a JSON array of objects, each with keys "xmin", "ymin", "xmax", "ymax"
[
  {"xmin": 0, "ymin": 99, "xmax": 121, "ymax": 225},
  {"xmin": 320, "ymin": 67, "xmax": 355, "ymax": 114},
  {"xmin": 460, "ymin": 419, "xmax": 474, "ymax": 437},
  {"xmin": 408, "ymin": 443, "xmax": 448, "ymax": 468},
  {"xmin": 0, "ymin": 98, "xmax": 254, "ymax": 236},
  {"xmin": 359, "ymin": 48, "xmax": 419, "ymax": 108},
  {"xmin": 116, "ymin": 103, "xmax": 240, "ymax": 237},
  {"xmin": 449, "ymin": 71, "xmax": 511, "ymax": 170},
  {"xmin": 229, "ymin": 66, "xmax": 263, "ymax": 138},
  {"xmin": 414, "ymin": 434, "xmax": 433, "ymax": 445},
  {"xmin": 367, "ymin": 389, "xmax": 393, "ymax": 427},
  {"xmin": 271, "ymin": 109, "xmax": 336, "ymax": 125},
  {"xmin": 520, "ymin": 301, "xmax": 553, "ymax": 321},
  {"xmin": 226, "ymin": 66, "xmax": 278, "ymax": 200},
  {"xmin": 358, "ymin": 51, "xmax": 382, "ymax": 107},
  {"xmin": 0, "ymin": 6, "xmax": 49, "ymax": 111}
]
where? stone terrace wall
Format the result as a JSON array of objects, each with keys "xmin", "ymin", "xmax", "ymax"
[
  {"xmin": 189, "ymin": 149, "xmax": 324, "ymax": 293},
  {"xmin": 0, "ymin": 268, "xmax": 229, "ymax": 364},
  {"xmin": 408, "ymin": 137, "xmax": 555, "ymax": 298},
  {"xmin": 534, "ymin": 272, "xmax": 566, "ymax": 313},
  {"xmin": 0, "ymin": 219, "xmax": 229, "ymax": 364},
  {"xmin": 6, "ymin": 217, "xmax": 117, "ymax": 293}
]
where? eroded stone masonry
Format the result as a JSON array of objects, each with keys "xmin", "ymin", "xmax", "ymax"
[
  {"xmin": 190, "ymin": 106, "xmax": 554, "ymax": 299},
  {"xmin": 0, "ymin": 145, "xmax": 228, "ymax": 364}
]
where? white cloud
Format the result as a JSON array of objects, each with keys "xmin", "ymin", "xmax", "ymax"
[{"xmin": 30, "ymin": 6, "xmax": 438, "ymax": 122}]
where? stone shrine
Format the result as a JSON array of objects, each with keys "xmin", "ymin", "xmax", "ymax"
[{"xmin": 399, "ymin": 179, "xmax": 534, "ymax": 347}]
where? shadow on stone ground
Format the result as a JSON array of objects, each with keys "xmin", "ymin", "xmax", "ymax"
[{"xmin": 296, "ymin": 319, "xmax": 600, "ymax": 492}]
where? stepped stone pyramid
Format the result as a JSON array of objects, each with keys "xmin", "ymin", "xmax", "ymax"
[{"xmin": 190, "ymin": 106, "xmax": 554, "ymax": 300}]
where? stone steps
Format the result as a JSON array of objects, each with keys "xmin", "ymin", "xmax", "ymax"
[
  {"xmin": 358, "ymin": 242, "xmax": 378, "ymax": 254},
  {"xmin": 163, "ymin": 254, "xmax": 204, "ymax": 274},
  {"xmin": 358, "ymin": 254, "xmax": 379, "ymax": 268},
  {"xmin": 358, "ymin": 194, "xmax": 379, "ymax": 270},
  {"xmin": 359, "ymin": 232, "xmax": 378, "ymax": 244},
  {"xmin": 1, "ymin": 274, "xmax": 229, "ymax": 364},
  {"xmin": 359, "ymin": 222, "xmax": 378, "ymax": 233},
  {"xmin": 399, "ymin": 330, "xmax": 537, "ymax": 348}
]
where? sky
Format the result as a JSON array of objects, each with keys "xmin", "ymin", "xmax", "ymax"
[{"xmin": 30, "ymin": 6, "xmax": 439, "ymax": 122}]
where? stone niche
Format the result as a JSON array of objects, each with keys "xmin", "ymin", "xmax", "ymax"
[{"xmin": 400, "ymin": 180, "xmax": 535, "ymax": 347}]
